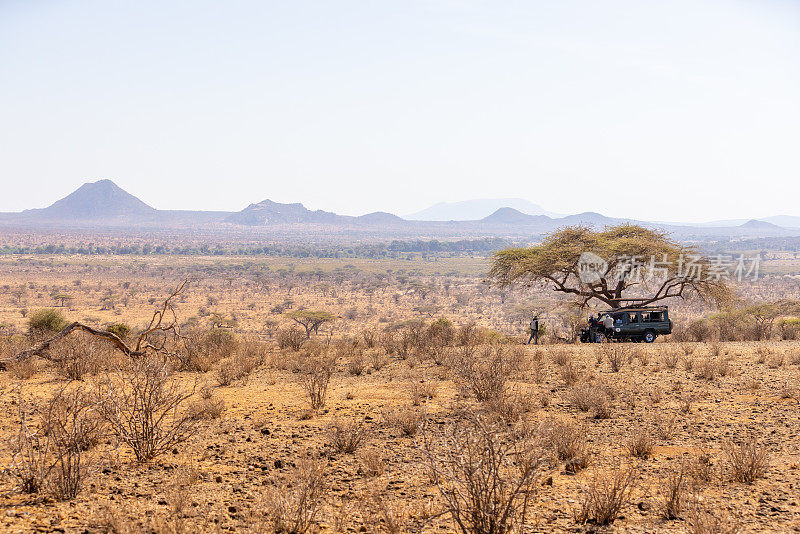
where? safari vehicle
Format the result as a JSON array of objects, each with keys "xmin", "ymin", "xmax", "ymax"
[{"xmin": 580, "ymin": 304, "xmax": 672, "ymax": 343}]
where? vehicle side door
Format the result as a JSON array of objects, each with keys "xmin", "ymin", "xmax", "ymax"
[{"xmin": 627, "ymin": 311, "xmax": 643, "ymax": 337}]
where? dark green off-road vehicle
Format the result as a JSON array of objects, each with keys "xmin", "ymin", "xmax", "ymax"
[{"xmin": 580, "ymin": 305, "xmax": 672, "ymax": 343}]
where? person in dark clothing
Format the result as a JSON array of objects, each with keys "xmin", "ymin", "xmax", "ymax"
[
  {"xmin": 527, "ymin": 316, "xmax": 540, "ymax": 345},
  {"xmin": 587, "ymin": 314, "xmax": 599, "ymax": 342}
]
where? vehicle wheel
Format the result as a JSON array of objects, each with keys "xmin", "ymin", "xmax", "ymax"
[{"xmin": 643, "ymin": 330, "xmax": 656, "ymax": 343}]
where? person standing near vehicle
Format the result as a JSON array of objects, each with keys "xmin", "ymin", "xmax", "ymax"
[
  {"xmin": 527, "ymin": 315, "xmax": 540, "ymax": 345},
  {"xmin": 602, "ymin": 314, "xmax": 614, "ymax": 340}
]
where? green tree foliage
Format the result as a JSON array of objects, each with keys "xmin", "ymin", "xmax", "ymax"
[
  {"xmin": 105, "ymin": 323, "xmax": 131, "ymax": 340},
  {"xmin": 490, "ymin": 225, "xmax": 732, "ymax": 308},
  {"xmin": 287, "ymin": 310, "xmax": 337, "ymax": 338},
  {"xmin": 28, "ymin": 309, "xmax": 68, "ymax": 338}
]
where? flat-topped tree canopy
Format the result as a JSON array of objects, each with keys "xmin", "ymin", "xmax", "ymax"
[
  {"xmin": 287, "ymin": 310, "xmax": 337, "ymax": 338},
  {"xmin": 489, "ymin": 224, "xmax": 733, "ymax": 309}
]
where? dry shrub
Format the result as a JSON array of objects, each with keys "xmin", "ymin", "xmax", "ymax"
[
  {"xmin": 333, "ymin": 336, "xmax": 360, "ymax": 359},
  {"xmin": 654, "ymin": 413, "xmax": 678, "ymax": 440},
  {"xmin": 724, "ymin": 435, "xmax": 770, "ymax": 484},
  {"xmin": 626, "ymin": 429, "xmax": 654, "ymax": 459},
  {"xmin": 384, "ymin": 407, "xmax": 424, "ymax": 436},
  {"xmin": 6, "ymin": 357, "xmax": 40, "ymax": 380},
  {"xmin": 96, "ymin": 357, "xmax": 198, "ymax": 462},
  {"xmin": 358, "ymin": 449, "xmax": 386, "ymax": 477},
  {"xmin": 10, "ymin": 385, "xmax": 101, "ymax": 500},
  {"xmin": 691, "ymin": 452, "xmax": 717, "ymax": 485},
  {"xmin": 264, "ymin": 459, "xmax": 326, "ymax": 533},
  {"xmin": 650, "ymin": 385, "xmax": 663, "ymax": 404},
  {"xmin": 179, "ymin": 328, "xmax": 238, "ymax": 372},
  {"xmin": 164, "ymin": 464, "xmax": 201, "ymax": 519},
  {"xmin": 779, "ymin": 380, "xmax": 799, "ymax": 400},
  {"xmin": 277, "ymin": 325, "xmax": 306, "ymax": 351},
  {"xmin": 215, "ymin": 349, "xmax": 260, "ymax": 386},
  {"xmin": 567, "ymin": 382, "xmax": 595, "ymax": 412},
  {"xmin": 551, "ymin": 349, "xmax": 571, "ymax": 366},
  {"xmin": 368, "ymin": 347, "xmax": 390, "ymax": 371},
  {"xmin": 688, "ymin": 506, "xmax": 741, "ymax": 534},
  {"xmin": 410, "ymin": 378, "xmax": 438, "ymax": 406},
  {"xmin": 574, "ymin": 465, "xmax": 637, "ymax": 526},
  {"xmin": 361, "ymin": 327, "xmax": 378, "ymax": 348},
  {"xmin": 423, "ymin": 413, "xmax": 545, "ymax": 534},
  {"xmin": 424, "ymin": 317, "xmax": 455, "ymax": 364},
  {"xmin": 360, "ymin": 491, "xmax": 410, "ymax": 534},
  {"xmin": 485, "ymin": 388, "xmax": 536, "ymax": 425},
  {"xmin": 456, "ymin": 322, "xmax": 485, "ymax": 351},
  {"xmin": 450, "ymin": 345, "xmax": 523, "ymax": 402},
  {"xmin": 298, "ymin": 351, "xmax": 336, "ymax": 410},
  {"xmin": 379, "ymin": 330, "xmax": 397, "ymax": 355},
  {"xmin": 187, "ymin": 394, "xmax": 226, "ymax": 420},
  {"xmin": 766, "ymin": 354, "xmax": 784, "ymax": 369},
  {"xmin": 568, "ymin": 381, "xmax": 612, "ymax": 418},
  {"xmin": 696, "ymin": 358, "xmax": 719, "ymax": 380},
  {"xmin": 539, "ymin": 417, "xmax": 590, "ymax": 462},
  {"xmin": 347, "ymin": 352, "xmax": 367, "ymax": 376},
  {"xmin": 328, "ymin": 419, "xmax": 367, "ymax": 454},
  {"xmin": 560, "ymin": 360, "xmax": 582, "ymax": 386},
  {"xmin": 659, "ymin": 464, "xmax": 692, "ymax": 520},
  {"xmin": 603, "ymin": 345, "xmax": 627, "ymax": 372},
  {"xmin": 51, "ymin": 333, "xmax": 109, "ymax": 380},
  {"xmin": 662, "ymin": 350, "xmax": 680, "ymax": 369}
]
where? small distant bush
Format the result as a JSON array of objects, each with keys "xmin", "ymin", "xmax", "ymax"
[
  {"xmin": 423, "ymin": 414, "xmax": 545, "ymax": 534},
  {"xmin": 626, "ymin": 429, "xmax": 654, "ymax": 459},
  {"xmin": 724, "ymin": 435, "xmax": 770, "ymax": 484},
  {"xmin": 539, "ymin": 417, "xmax": 590, "ymax": 463},
  {"xmin": 299, "ymin": 352, "xmax": 335, "ymax": 410},
  {"xmin": 263, "ymin": 459, "xmax": 326, "ymax": 533},
  {"xmin": 28, "ymin": 309, "xmax": 68, "ymax": 338},
  {"xmin": 574, "ymin": 465, "xmax": 637, "ymax": 526},
  {"xmin": 328, "ymin": 419, "xmax": 367, "ymax": 454},
  {"xmin": 105, "ymin": 323, "xmax": 131, "ymax": 340},
  {"xmin": 449, "ymin": 345, "xmax": 523, "ymax": 402},
  {"xmin": 383, "ymin": 407, "xmax": 424, "ymax": 436},
  {"xmin": 659, "ymin": 464, "xmax": 691, "ymax": 520},
  {"xmin": 277, "ymin": 326, "xmax": 307, "ymax": 351}
]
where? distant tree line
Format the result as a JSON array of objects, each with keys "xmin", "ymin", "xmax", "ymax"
[{"xmin": 0, "ymin": 237, "xmax": 514, "ymax": 258}]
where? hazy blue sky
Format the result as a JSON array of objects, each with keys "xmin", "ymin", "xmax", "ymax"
[{"xmin": 1, "ymin": 0, "xmax": 798, "ymax": 221}]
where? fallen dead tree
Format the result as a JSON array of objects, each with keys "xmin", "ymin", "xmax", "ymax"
[{"xmin": 10, "ymin": 279, "xmax": 189, "ymax": 364}]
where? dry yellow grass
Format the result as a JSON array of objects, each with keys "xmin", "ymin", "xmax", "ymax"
[{"xmin": 0, "ymin": 255, "xmax": 798, "ymax": 532}]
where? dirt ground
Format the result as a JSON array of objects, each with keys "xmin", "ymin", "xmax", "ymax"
[{"xmin": 0, "ymin": 256, "xmax": 798, "ymax": 533}]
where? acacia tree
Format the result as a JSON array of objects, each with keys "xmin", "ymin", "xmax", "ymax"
[
  {"xmin": 490, "ymin": 225, "xmax": 731, "ymax": 309},
  {"xmin": 287, "ymin": 310, "xmax": 337, "ymax": 339}
]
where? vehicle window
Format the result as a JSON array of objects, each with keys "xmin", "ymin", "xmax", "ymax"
[
  {"xmin": 643, "ymin": 311, "xmax": 663, "ymax": 322},
  {"xmin": 628, "ymin": 312, "xmax": 639, "ymax": 324},
  {"xmin": 613, "ymin": 313, "xmax": 625, "ymax": 324}
]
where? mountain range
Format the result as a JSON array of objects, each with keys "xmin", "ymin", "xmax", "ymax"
[
  {"xmin": 1, "ymin": 179, "xmax": 798, "ymax": 240},
  {"xmin": 405, "ymin": 198, "xmax": 563, "ymax": 220}
]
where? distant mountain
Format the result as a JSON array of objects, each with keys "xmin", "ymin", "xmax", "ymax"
[
  {"xmin": 2, "ymin": 180, "xmax": 799, "ymax": 241},
  {"xmin": 22, "ymin": 179, "xmax": 156, "ymax": 221},
  {"xmin": 740, "ymin": 219, "xmax": 782, "ymax": 229},
  {"xmin": 405, "ymin": 198, "xmax": 561, "ymax": 221},
  {"xmin": 225, "ymin": 199, "xmax": 344, "ymax": 225},
  {"xmin": 559, "ymin": 211, "xmax": 622, "ymax": 227},
  {"xmin": 482, "ymin": 207, "xmax": 548, "ymax": 225}
]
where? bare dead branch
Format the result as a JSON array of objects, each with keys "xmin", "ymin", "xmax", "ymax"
[{"xmin": 10, "ymin": 280, "xmax": 189, "ymax": 364}]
